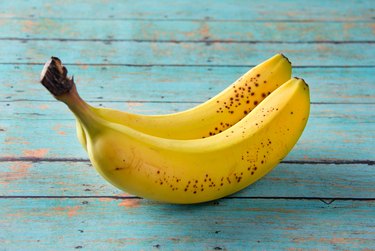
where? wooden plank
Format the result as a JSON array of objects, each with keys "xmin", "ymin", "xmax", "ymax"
[
  {"xmin": 1, "ymin": 19, "xmax": 374, "ymax": 42},
  {"xmin": 0, "ymin": 103, "xmax": 374, "ymax": 161},
  {"xmin": 1, "ymin": 40, "xmax": 374, "ymax": 66},
  {"xmin": 1, "ymin": 0, "xmax": 373, "ymax": 21},
  {"xmin": 1, "ymin": 65, "xmax": 374, "ymax": 103},
  {"xmin": 1, "ymin": 1, "xmax": 373, "ymax": 250},
  {"xmin": 1, "ymin": 198, "xmax": 374, "ymax": 250},
  {"xmin": 0, "ymin": 161, "xmax": 374, "ymax": 198}
]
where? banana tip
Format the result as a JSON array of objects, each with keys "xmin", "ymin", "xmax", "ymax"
[
  {"xmin": 279, "ymin": 53, "xmax": 291, "ymax": 65},
  {"xmin": 294, "ymin": 77, "xmax": 309, "ymax": 88}
]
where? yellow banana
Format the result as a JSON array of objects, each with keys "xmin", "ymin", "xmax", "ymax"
[
  {"xmin": 76, "ymin": 53, "xmax": 291, "ymax": 150},
  {"xmin": 40, "ymin": 58, "xmax": 310, "ymax": 204}
]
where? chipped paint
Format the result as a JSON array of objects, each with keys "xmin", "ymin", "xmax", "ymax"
[
  {"xmin": 275, "ymin": 23, "xmax": 287, "ymax": 31},
  {"xmin": 118, "ymin": 199, "xmax": 140, "ymax": 208},
  {"xmin": 53, "ymin": 206, "xmax": 81, "ymax": 217},
  {"xmin": 150, "ymin": 42, "xmax": 172, "ymax": 57},
  {"xmin": 293, "ymin": 236, "xmax": 368, "ymax": 245},
  {"xmin": 182, "ymin": 30, "xmax": 195, "ymax": 38},
  {"xmin": 67, "ymin": 206, "xmax": 80, "ymax": 217},
  {"xmin": 52, "ymin": 124, "xmax": 66, "ymax": 135},
  {"xmin": 199, "ymin": 22, "xmax": 211, "ymax": 39},
  {"xmin": 23, "ymin": 148, "xmax": 49, "ymax": 158},
  {"xmin": 323, "ymin": 237, "xmax": 350, "ymax": 244},
  {"xmin": 126, "ymin": 102, "xmax": 143, "ymax": 111},
  {"xmin": 0, "ymin": 162, "xmax": 33, "ymax": 185},
  {"xmin": 79, "ymin": 64, "xmax": 89, "ymax": 70},
  {"xmin": 212, "ymin": 43, "xmax": 228, "ymax": 51},
  {"xmin": 98, "ymin": 198, "xmax": 113, "ymax": 202},
  {"xmin": 4, "ymin": 137, "xmax": 30, "ymax": 145},
  {"xmin": 21, "ymin": 20, "xmax": 37, "ymax": 32},
  {"xmin": 5, "ymin": 212, "xmax": 23, "ymax": 217},
  {"xmin": 282, "ymin": 227, "xmax": 298, "ymax": 230},
  {"xmin": 117, "ymin": 192, "xmax": 132, "ymax": 197},
  {"xmin": 343, "ymin": 23, "xmax": 355, "ymax": 39},
  {"xmin": 39, "ymin": 104, "xmax": 50, "ymax": 110}
]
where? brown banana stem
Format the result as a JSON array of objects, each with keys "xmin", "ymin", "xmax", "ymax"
[
  {"xmin": 40, "ymin": 57, "xmax": 101, "ymax": 134},
  {"xmin": 40, "ymin": 57, "xmax": 75, "ymax": 97}
]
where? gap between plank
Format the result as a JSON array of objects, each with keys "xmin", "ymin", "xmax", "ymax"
[
  {"xmin": 2, "ymin": 62, "xmax": 375, "ymax": 68},
  {"xmin": 0, "ymin": 157, "xmax": 373, "ymax": 165},
  {"xmin": 1, "ymin": 37, "xmax": 374, "ymax": 44},
  {"xmin": 0, "ymin": 196, "xmax": 373, "ymax": 203}
]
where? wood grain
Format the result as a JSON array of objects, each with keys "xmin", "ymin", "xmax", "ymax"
[
  {"xmin": 1, "ymin": 162, "xmax": 374, "ymax": 198},
  {"xmin": 1, "ymin": 19, "xmax": 374, "ymax": 42},
  {"xmin": 1, "ymin": 103, "xmax": 374, "ymax": 160},
  {"xmin": 1, "ymin": 40, "xmax": 374, "ymax": 66},
  {"xmin": 1, "ymin": 198, "xmax": 374, "ymax": 250},
  {"xmin": 1, "ymin": 0, "xmax": 374, "ymax": 21},
  {"xmin": 1, "ymin": 0, "xmax": 374, "ymax": 249},
  {"xmin": 1, "ymin": 65, "xmax": 374, "ymax": 103}
]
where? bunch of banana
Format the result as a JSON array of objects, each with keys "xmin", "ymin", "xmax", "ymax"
[
  {"xmin": 40, "ymin": 54, "xmax": 310, "ymax": 204},
  {"xmin": 76, "ymin": 54, "xmax": 291, "ymax": 146}
]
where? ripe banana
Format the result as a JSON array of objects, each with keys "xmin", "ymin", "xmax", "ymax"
[
  {"xmin": 76, "ymin": 53, "xmax": 291, "ymax": 150},
  {"xmin": 40, "ymin": 58, "xmax": 310, "ymax": 204}
]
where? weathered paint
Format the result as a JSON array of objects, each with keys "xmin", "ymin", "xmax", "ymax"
[
  {"xmin": 118, "ymin": 199, "xmax": 140, "ymax": 208},
  {"xmin": 0, "ymin": 162, "xmax": 374, "ymax": 198},
  {"xmin": 1, "ymin": 0, "xmax": 373, "ymax": 21},
  {"xmin": 1, "ymin": 19, "xmax": 375, "ymax": 42},
  {"xmin": 1, "ymin": 198, "xmax": 374, "ymax": 250},
  {"xmin": 0, "ymin": 0, "xmax": 374, "ymax": 249},
  {"xmin": 1, "ymin": 104, "xmax": 374, "ymax": 160},
  {"xmin": 23, "ymin": 148, "xmax": 49, "ymax": 158},
  {"xmin": 0, "ymin": 162, "xmax": 33, "ymax": 185},
  {"xmin": 0, "ymin": 40, "xmax": 374, "ymax": 66},
  {"xmin": 1, "ymin": 65, "xmax": 374, "ymax": 103}
]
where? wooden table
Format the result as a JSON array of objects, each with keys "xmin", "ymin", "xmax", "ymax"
[{"xmin": 1, "ymin": 1, "xmax": 374, "ymax": 250}]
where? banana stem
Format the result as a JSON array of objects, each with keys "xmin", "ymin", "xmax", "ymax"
[{"xmin": 40, "ymin": 57, "xmax": 101, "ymax": 134}]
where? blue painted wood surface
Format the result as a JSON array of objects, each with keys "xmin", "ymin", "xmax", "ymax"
[
  {"xmin": 0, "ymin": 0, "xmax": 374, "ymax": 250},
  {"xmin": 2, "ymin": 41, "xmax": 375, "ymax": 66},
  {"xmin": 1, "ymin": 198, "xmax": 374, "ymax": 250},
  {"xmin": 1, "ymin": 103, "xmax": 374, "ymax": 160},
  {"xmin": 2, "ymin": 19, "xmax": 374, "ymax": 42},
  {"xmin": 1, "ymin": 65, "xmax": 374, "ymax": 103},
  {"xmin": 1, "ymin": 0, "xmax": 373, "ymax": 21}
]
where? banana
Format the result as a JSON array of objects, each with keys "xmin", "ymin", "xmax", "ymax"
[
  {"xmin": 76, "ymin": 53, "xmax": 291, "ymax": 150},
  {"xmin": 40, "ymin": 58, "xmax": 310, "ymax": 204}
]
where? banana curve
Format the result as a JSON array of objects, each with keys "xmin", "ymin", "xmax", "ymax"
[
  {"xmin": 76, "ymin": 53, "xmax": 291, "ymax": 148},
  {"xmin": 40, "ymin": 56, "xmax": 309, "ymax": 204},
  {"xmin": 81, "ymin": 78, "xmax": 310, "ymax": 203}
]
